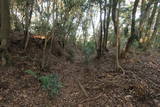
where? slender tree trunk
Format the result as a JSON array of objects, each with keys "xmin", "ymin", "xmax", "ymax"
[
  {"xmin": 42, "ymin": 0, "xmax": 51, "ymax": 69},
  {"xmin": 24, "ymin": 0, "xmax": 35, "ymax": 49},
  {"xmin": 0, "ymin": 0, "xmax": 10, "ymax": 66},
  {"xmin": 139, "ymin": 0, "xmax": 155, "ymax": 40},
  {"xmin": 125, "ymin": 0, "xmax": 139, "ymax": 54},
  {"xmin": 50, "ymin": 0, "xmax": 56, "ymax": 50},
  {"xmin": 147, "ymin": 5, "xmax": 160, "ymax": 47},
  {"xmin": 90, "ymin": 9, "xmax": 97, "ymax": 49},
  {"xmin": 104, "ymin": 0, "xmax": 111, "ymax": 50},
  {"xmin": 102, "ymin": 0, "xmax": 107, "ymax": 51},
  {"xmin": 145, "ymin": 1, "xmax": 159, "ymax": 40},
  {"xmin": 55, "ymin": 0, "xmax": 59, "ymax": 21},
  {"xmin": 0, "ymin": 0, "xmax": 10, "ymax": 40},
  {"xmin": 0, "ymin": 1, "xmax": 2, "ymax": 28},
  {"xmin": 97, "ymin": 1, "xmax": 103, "ymax": 58},
  {"xmin": 24, "ymin": 1, "xmax": 30, "ymax": 45},
  {"xmin": 138, "ymin": 0, "xmax": 146, "ymax": 45},
  {"xmin": 112, "ymin": 0, "xmax": 121, "ymax": 71},
  {"xmin": 152, "ymin": 5, "xmax": 160, "ymax": 37}
]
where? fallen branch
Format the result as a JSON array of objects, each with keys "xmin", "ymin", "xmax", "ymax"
[
  {"xmin": 80, "ymin": 93, "xmax": 102, "ymax": 103},
  {"xmin": 73, "ymin": 76, "xmax": 89, "ymax": 98},
  {"xmin": 77, "ymin": 79, "xmax": 89, "ymax": 97}
]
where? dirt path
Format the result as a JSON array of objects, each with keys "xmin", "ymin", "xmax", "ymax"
[
  {"xmin": 44, "ymin": 50, "xmax": 160, "ymax": 107},
  {"xmin": 51, "ymin": 50, "xmax": 160, "ymax": 106},
  {"xmin": 0, "ymin": 49, "xmax": 160, "ymax": 107}
]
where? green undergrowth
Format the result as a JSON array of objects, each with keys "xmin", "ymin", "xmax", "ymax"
[
  {"xmin": 24, "ymin": 70, "xmax": 62, "ymax": 96},
  {"xmin": 82, "ymin": 41, "xmax": 95, "ymax": 64}
]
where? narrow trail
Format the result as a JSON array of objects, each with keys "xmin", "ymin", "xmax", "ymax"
[
  {"xmin": 53, "ymin": 50, "xmax": 160, "ymax": 106},
  {"xmin": 0, "ymin": 48, "xmax": 160, "ymax": 106}
]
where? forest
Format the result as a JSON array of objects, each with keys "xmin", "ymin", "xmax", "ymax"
[{"xmin": 0, "ymin": 0, "xmax": 160, "ymax": 106}]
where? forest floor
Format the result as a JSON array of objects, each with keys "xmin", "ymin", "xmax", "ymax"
[{"xmin": 0, "ymin": 38, "xmax": 160, "ymax": 107}]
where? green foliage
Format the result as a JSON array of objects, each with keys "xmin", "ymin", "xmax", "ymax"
[
  {"xmin": 24, "ymin": 70, "xmax": 38, "ymax": 78},
  {"xmin": 24, "ymin": 70, "xmax": 62, "ymax": 96},
  {"xmin": 153, "ymin": 35, "xmax": 160, "ymax": 48},
  {"xmin": 82, "ymin": 41, "xmax": 95, "ymax": 63},
  {"xmin": 39, "ymin": 74, "xmax": 62, "ymax": 96},
  {"xmin": 120, "ymin": 35, "xmax": 127, "ymax": 49},
  {"xmin": 132, "ymin": 40, "xmax": 140, "ymax": 48},
  {"xmin": 107, "ymin": 32, "xmax": 115, "ymax": 46},
  {"xmin": 31, "ymin": 20, "xmax": 51, "ymax": 34}
]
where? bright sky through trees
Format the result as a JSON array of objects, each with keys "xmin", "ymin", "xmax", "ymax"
[{"xmin": 77, "ymin": 0, "xmax": 137, "ymax": 39}]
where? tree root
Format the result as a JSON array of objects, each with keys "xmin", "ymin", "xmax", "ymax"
[{"xmin": 118, "ymin": 64, "xmax": 126, "ymax": 75}]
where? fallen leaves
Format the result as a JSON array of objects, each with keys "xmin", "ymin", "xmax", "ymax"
[
  {"xmin": 124, "ymin": 95, "xmax": 133, "ymax": 101},
  {"xmin": 80, "ymin": 93, "xmax": 103, "ymax": 104},
  {"xmin": 0, "ymin": 96, "xmax": 3, "ymax": 101}
]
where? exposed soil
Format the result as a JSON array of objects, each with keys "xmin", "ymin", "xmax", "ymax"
[{"xmin": 0, "ymin": 41, "xmax": 160, "ymax": 107}]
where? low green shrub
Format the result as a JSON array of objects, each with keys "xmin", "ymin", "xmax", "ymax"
[
  {"xmin": 24, "ymin": 70, "xmax": 62, "ymax": 96},
  {"xmin": 39, "ymin": 74, "xmax": 62, "ymax": 95}
]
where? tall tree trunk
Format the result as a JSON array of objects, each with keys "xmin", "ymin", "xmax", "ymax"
[
  {"xmin": 50, "ymin": 0, "xmax": 56, "ymax": 50},
  {"xmin": 139, "ymin": 0, "xmax": 155, "ymax": 40},
  {"xmin": 24, "ymin": 0, "xmax": 35, "ymax": 49},
  {"xmin": 147, "ymin": 5, "xmax": 160, "ymax": 47},
  {"xmin": 138, "ymin": 0, "xmax": 146, "ymax": 45},
  {"xmin": 24, "ymin": 1, "xmax": 30, "ymax": 45},
  {"xmin": 152, "ymin": 4, "xmax": 160, "ymax": 37},
  {"xmin": 112, "ymin": 0, "xmax": 121, "ymax": 71},
  {"xmin": 0, "ymin": 0, "xmax": 10, "ymax": 66},
  {"xmin": 41, "ymin": 0, "xmax": 51, "ymax": 69},
  {"xmin": 90, "ymin": 9, "xmax": 97, "ymax": 49},
  {"xmin": 97, "ymin": 1, "xmax": 103, "ymax": 58},
  {"xmin": 145, "ymin": 0, "xmax": 159, "ymax": 41},
  {"xmin": 125, "ymin": 0, "xmax": 139, "ymax": 54},
  {"xmin": 104, "ymin": 0, "xmax": 111, "ymax": 50},
  {"xmin": 102, "ymin": 0, "xmax": 107, "ymax": 51},
  {"xmin": 55, "ymin": 0, "xmax": 59, "ymax": 21},
  {"xmin": 0, "ymin": 2, "xmax": 1, "ymax": 29}
]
